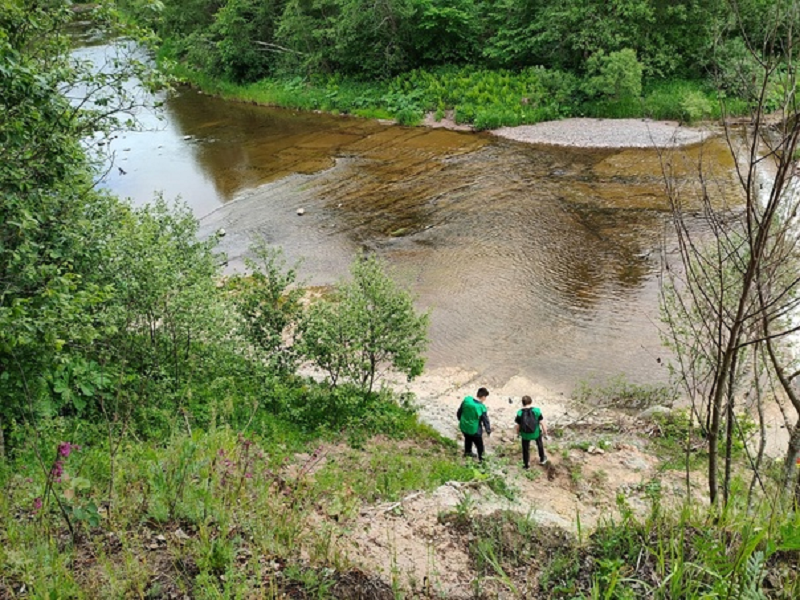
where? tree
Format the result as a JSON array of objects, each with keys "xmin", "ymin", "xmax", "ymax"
[
  {"xmin": 0, "ymin": 1, "xmax": 240, "ymax": 455},
  {"xmin": 584, "ymin": 48, "xmax": 643, "ymax": 101},
  {"xmin": 301, "ymin": 253, "xmax": 428, "ymax": 394},
  {"xmin": 660, "ymin": 0, "xmax": 800, "ymax": 507},
  {"xmin": 228, "ymin": 242, "xmax": 304, "ymax": 374},
  {"xmin": 0, "ymin": 1, "xmax": 133, "ymax": 450}
]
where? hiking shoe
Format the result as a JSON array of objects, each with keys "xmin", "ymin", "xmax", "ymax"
[
  {"xmin": 523, "ymin": 464, "xmax": 530, "ymax": 470},
  {"xmin": 540, "ymin": 458, "xmax": 548, "ymax": 465}
]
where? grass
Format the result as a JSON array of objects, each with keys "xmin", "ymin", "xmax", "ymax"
[
  {"xmin": 573, "ymin": 374, "xmax": 678, "ymax": 410},
  {"xmin": 165, "ymin": 55, "xmax": 755, "ymax": 131},
  {"xmin": 437, "ymin": 493, "xmax": 800, "ymax": 599},
  {"xmin": 0, "ymin": 412, "xmax": 477, "ymax": 598},
  {"xmin": 3, "ymin": 398, "xmax": 800, "ymax": 597}
]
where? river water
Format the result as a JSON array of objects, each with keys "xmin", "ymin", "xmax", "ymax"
[{"xmin": 82, "ymin": 43, "xmax": 738, "ymax": 395}]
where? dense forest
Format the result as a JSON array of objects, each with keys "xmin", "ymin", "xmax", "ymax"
[
  {"xmin": 2, "ymin": 0, "xmax": 800, "ymax": 597},
  {"xmin": 120, "ymin": 0, "xmax": 795, "ymax": 126}
]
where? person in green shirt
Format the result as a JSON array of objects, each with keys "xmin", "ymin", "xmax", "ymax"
[
  {"xmin": 515, "ymin": 395, "xmax": 548, "ymax": 469},
  {"xmin": 457, "ymin": 387, "xmax": 492, "ymax": 462}
]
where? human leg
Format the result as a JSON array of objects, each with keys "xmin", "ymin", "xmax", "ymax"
[
  {"xmin": 521, "ymin": 438, "xmax": 531, "ymax": 469},
  {"xmin": 474, "ymin": 434, "xmax": 485, "ymax": 462},
  {"xmin": 536, "ymin": 436, "xmax": 547, "ymax": 464},
  {"xmin": 463, "ymin": 434, "xmax": 474, "ymax": 457}
]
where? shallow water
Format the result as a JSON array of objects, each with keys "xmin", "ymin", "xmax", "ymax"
[{"xmin": 88, "ymin": 41, "xmax": 739, "ymax": 394}]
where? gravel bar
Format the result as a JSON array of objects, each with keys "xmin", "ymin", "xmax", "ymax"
[{"xmin": 491, "ymin": 118, "xmax": 713, "ymax": 148}]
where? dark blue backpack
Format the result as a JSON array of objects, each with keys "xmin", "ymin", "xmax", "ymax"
[{"xmin": 520, "ymin": 408, "xmax": 538, "ymax": 434}]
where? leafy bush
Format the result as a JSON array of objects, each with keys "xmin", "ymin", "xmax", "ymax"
[
  {"xmin": 300, "ymin": 253, "xmax": 429, "ymax": 395},
  {"xmin": 227, "ymin": 243, "xmax": 304, "ymax": 375},
  {"xmin": 394, "ymin": 106, "xmax": 423, "ymax": 126},
  {"xmin": 573, "ymin": 374, "xmax": 678, "ymax": 410},
  {"xmin": 584, "ymin": 49, "xmax": 644, "ymax": 101},
  {"xmin": 680, "ymin": 89, "xmax": 714, "ymax": 123}
]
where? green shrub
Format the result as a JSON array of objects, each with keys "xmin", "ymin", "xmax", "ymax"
[
  {"xmin": 680, "ymin": 89, "xmax": 714, "ymax": 123},
  {"xmin": 394, "ymin": 106, "xmax": 423, "ymax": 126},
  {"xmin": 573, "ymin": 374, "xmax": 677, "ymax": 410},
  {"xmin": 585, "ymin": 49, "xmax": 644, "ymax": 101},
  {"xmin": 473, "ymin": 109, "xmax": 505, "ymax": 130}
]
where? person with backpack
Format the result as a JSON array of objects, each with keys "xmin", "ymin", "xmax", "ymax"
[
  {"xmin": 515, "ymin": 395, "xmax": 547, "ymax": 469},
  {"xmin": 457, "ymin": 387, "xmax": 492, "ymax": 462}
]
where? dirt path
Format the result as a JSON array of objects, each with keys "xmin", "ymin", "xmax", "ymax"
[{"xmin": 355, "ymin": 368, "xmax": 701, "ymax": 595}]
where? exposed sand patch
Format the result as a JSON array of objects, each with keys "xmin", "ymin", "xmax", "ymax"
[{"xmin": 491, "ymin": 118, "xmax": 715, "ymax": 148}]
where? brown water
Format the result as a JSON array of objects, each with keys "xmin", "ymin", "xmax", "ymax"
[{"xmin": 96, "ymin": 59, "xmax": 738, "ymax": 393}]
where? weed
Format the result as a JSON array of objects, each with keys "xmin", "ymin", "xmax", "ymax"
[
  {"xmin": 574, "ymin": 374, "xmax": 678, "ymax": 410},
  {"xmin": 455, "ymin": 492, "xmax": 476, "ymax": 519},
  {"xmin": 524, "ymin": 467, "xmax": 542, "ymax": 482},
  {"xmin": 591, "ymin": 469, "xmax": 609, "ymax": 486},
  {"xmin": 569, "ymin": 464, "xmax": 584, "ymax": 487}
]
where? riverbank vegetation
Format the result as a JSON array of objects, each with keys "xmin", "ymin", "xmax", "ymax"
[
  {"xmin": 118, "ymin": 0, "xmax": 795, "ymax": 127},
  {"xmin": 2, "ymin": 1, "xmax": 800, "ymax": 597}
]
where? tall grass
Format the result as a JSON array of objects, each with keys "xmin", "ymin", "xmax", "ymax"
[
  {"xmin": 0, "ymin": 404, "xmax": 475, "ymax": 597},
  {"xmin": 446, "ymin": 490, "xmax": 800, "ymax": 599}
]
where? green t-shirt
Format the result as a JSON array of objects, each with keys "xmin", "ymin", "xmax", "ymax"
[
  {"xmin": 515, "ymin": 407, "xmax": 543, "ymax": 440},
  {"xmin": 459, "ymin": 396, "xmax": 487, "ymax": 435}
]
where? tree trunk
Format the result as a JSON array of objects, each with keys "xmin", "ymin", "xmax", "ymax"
[
  {"xmin": 0, "ymin": 413, "xmax": 5, "ymax": 460},
  {"xmin": 786, "ymin": 418, "xmax": 800, "ymax": 499}
]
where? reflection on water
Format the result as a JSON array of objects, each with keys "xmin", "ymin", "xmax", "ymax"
[{"xmin": 85, "ymin": 39, "xmax": 740, "ymax": 392}]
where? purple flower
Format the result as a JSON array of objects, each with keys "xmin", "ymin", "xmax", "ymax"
[
  {"xmin": 51, "ymin": 461, "xmax": 63, "ymax": 482},
  {"xmin": 33, "ymin": 497, "xmax": 42, "ymax": 512},
  {"xmin": 218, "ymin": 449, "xmax": 226, "ymax": 457},
  {"xmin": 58, "ymin": 442, "xmax": 72, "ymax": 458},
  {"xmin": 245, "ymin": 472, "xmax": 253, "ymax": 479}
]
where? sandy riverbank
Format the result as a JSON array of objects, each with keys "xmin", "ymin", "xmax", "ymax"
[
  {"xmin": 423, "ymin": 112, "xmax": 715, "ymax": 148},
  {"xmin": 492, "ymin": 117, "xmax": 714, "ymax": 148}
]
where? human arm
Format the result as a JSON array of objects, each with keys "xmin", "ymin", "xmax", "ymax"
[{"xmin": 480, "ymin": 410, "xmax": 491, "ymax": 436}]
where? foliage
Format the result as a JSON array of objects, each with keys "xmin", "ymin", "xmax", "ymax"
[
  {"xmin": 584, "ymin": 48, "xmax": 643, "ymax": 101},
  {"xmin": 659, "ymin": 0, "xmax": 800, "ymax": 507},
  {"xmin": 438, "ymin": 499, "xmax": 800, "ymax": 599},
  {"xmin": 209, "ymin": 0, "xmax": 285, "ymax": 82},
  {"xmin": 573, "ymin": 374, "xmax": 678, "ymax": 410},
  {"xmin": 0, "ymin": 425, "xmax": 478, "ymax": 596},
  {"xmin": 132, "ymin": 0, "xmax": 792, "ymax": 126},
  {"xmin": 227, "ymin": 243, "xmax": 304, "ymax": 375},
  {"xmin": 0, "ymin": 0, "xmax": 167, "ymax": 448},
  {"xmin": 300, "ymin": 253, "xmax": 428, "ymax": 394}
]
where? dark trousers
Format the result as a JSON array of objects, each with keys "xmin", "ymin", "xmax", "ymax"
[
  {"xmin": 463, "ymin": 433, "xmax": 485, "ymax": 461},
  {"xmin": 521, "ymin": 437, "xmax": 546, "ymax": 467}
]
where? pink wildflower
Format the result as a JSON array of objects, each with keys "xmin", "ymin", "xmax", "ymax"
[
  {"xmin": 58, "ymin": 442, "xmax": 72, "ymax": 458},
  {"xmin": 51, "ymin": 461, "xmax": 63, "ymax": 482},
  {"xmin": 33, "ymin": 497, "xmax": 42, "ymax": 512}
]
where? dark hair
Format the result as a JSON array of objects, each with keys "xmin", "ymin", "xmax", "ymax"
[
  {"xmin": 477, "ymin": 387, "xmax": 489, "ymax": 398},
  {"xmin": 522, "ymin": 395, "xmax": 532, "ymax": 406}
]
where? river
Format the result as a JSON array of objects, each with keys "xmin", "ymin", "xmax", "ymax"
[{"xmin": 80, "ymin": 42, "xmax": 738, "ymax": 396}]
